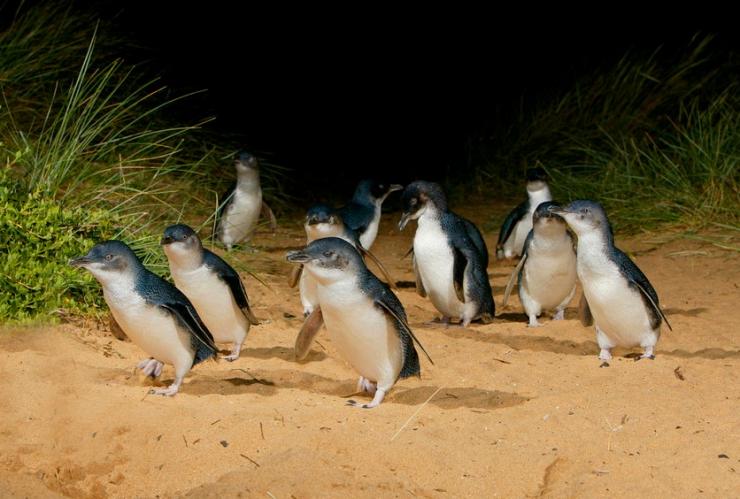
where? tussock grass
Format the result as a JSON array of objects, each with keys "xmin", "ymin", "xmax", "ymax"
[
  {"xmin": 476, "ymin": 35, "xmax": 739, "ymax": 233},
  {"xmin": 0, "ymin": 4, "xmax": 288, "ymax": 323}
]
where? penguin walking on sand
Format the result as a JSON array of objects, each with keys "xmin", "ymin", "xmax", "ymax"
[
  {"xmin": 70, "ymin": 241, "xmax": 217, "ymax": 396},
  {"xmin": 550, "ymin": 200, "xmax": 672, "ymax": 365},
  {"xmin": 286, "ymin": 238, "xmax": 433, "ymax": 408},
  {"xmin": 496, "ymin": 167, "xmax": 552, "ymax": 259},
  {"xmin": 398, "ymin": 181, "xmax": 495, "ymax": 327},
  {"xmin": 502, "ymin": 202, "xmax": 577, "ymax": 327},
  {"xmin": 215, "ymin": 151, "xmax": 277, "ymax": 250},
  {"xmin": 161, "ymin": 224, "xmax": 260, "ymax": 361},
  {"xmin": 337, "ymin": 180, "xmax": 403, "ymax": 249}
]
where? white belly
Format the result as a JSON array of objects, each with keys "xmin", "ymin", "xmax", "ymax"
[
  {"xmin": 220, "ymin": 188, "xmax": 262, "ymax": 246},
  {"xmin": 360, "ymin": 206, "xmax": 381, "ymax": 249},
  {"xmin": 521, "ymin": 240, "xmax": 577, "ymax": 311},
  {"xmin": 171, "ymin": 267, "xmax": 249, "ymax": 345},
  {"xmin": 103, "ymin": 285, "xmax": 193, "ymax": 369},
  {"xmin": 414, "ymin": 219, "xmax": 464, "ymax": 318},
  {"xmin": 316, "ymin": 279, "xmax": 402, "ymax": 388},
  {"xmin": 577, "ymin": 244, "xmax": 655, "ymax": 347}
]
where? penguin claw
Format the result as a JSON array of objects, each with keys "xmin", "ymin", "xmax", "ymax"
[
  {"xmin": 223, "ymin": 354, "xmax": 239, "ymax": 362},
  {"xmin": 599, "ymin": 361, "xmax": 610, "ymax": 368},
  {"xmin": 346, "ymin": 399, "xmax": 358, "ymax": 406},
  {"xmin": 635, "ymin": 354, "xmax": 655, "ymax": 361}
]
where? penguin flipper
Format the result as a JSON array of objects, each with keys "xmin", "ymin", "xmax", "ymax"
[
  {"xmin": 452, "ymin": 247, "xmax": 467, "ymax": 303},
  {"xmin": 288, "ymin": 264, "xmax": 303, "ymax": 288},
  {"xmin": 358, "ymin": 245, "xmax": 397, "ymax": 289},
  {"xmin": 632, "ymin": 280, "xmax": 673, "ymax": 332},
  {"xmin": 204, "ymin": 251, "xmax": 260, "ymax": 325},
  {"xmin": 295, "ymin": 308, "xmax": 323, "ymax": 360},
  {"xmin": 613, "ymin": 248, "xmax": 671, "ymax": 331},
  {"xmin": 374, "ymin": 297, "xmax": 433, "ymax": 366},
  {"xmin": 159, "ymin": 301, "xmax": 218, "ymax": 363},
  {"xmin": 496, "ymin": 201, "xmax": 528, "ymax": 258},
  {"xmin": 412, "ymin": 252, "xmax": 426, "ymax": 297},
  {"xmin": 462, "ymin": 217, "xmax": 489, "ymax": 268},
  {"xmin": 214, "ymin": 183, "xmax": 236, "ymax": 239},
  {"xmin": 502, "ymin": 252, "xmax": 527, "ymax": 308},
  {"xmin": 261, "ymin": 201, "xmax": 278, "ymax": 232},
  {"xmin": 578, "ymin": 293, "xmax": 593, "ymax": 326}
]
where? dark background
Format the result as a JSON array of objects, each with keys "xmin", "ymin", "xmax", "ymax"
[{"xmin": 10, "ymin": 2, "xmax": 739, "ymax": 188}]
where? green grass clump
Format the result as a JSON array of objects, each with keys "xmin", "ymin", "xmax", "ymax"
[
  {"xmin": 0, "ymin": 4, "xmax": 288, "ymax": 323},
  {"xmin": 0, "ymin": 167, "xmax": 117, "ymax": 322},
  {"xmin": 477, "ymin": 35, "xmax": 740, "ymax": 232}
]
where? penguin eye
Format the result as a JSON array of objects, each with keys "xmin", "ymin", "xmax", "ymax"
[
  {"xmin": 410, "ymin": 198, "xmax": 418, "ymax": 206},
  {"xmin": 323, "ymin": 251, "xmax": 334, "ymax": 258},
  {"xmin": 105, "ymin": 254, "xmax": 113, "ymax": 261}
]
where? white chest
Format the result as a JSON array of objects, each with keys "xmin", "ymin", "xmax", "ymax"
[
  {"xmin": 577, "ymin": 240, "xmax": 654, "ymax": 345},
  {"xmin": 522, "ymin": 235, "xmax": 577, "ymax": 309},
  {"xmin": 359, "ymin": 204, "xmax": 382, "ymax": 249},
  {"xmin": 220, "ymin": 187, "xmax": 262, "ymax": 244},
  {"xmin": 170, "ymin": 265, "xmax": 247, "ymax": 343},
  {"xmin": 316, "ymin": 278, "xmax": 402, "ymax": 385},
  {"xmin": 413, "ymin": 217, "xmax": 464, "ymax": 317},
  {"xmin": 102, "ymin": 280, "xmax": 193, "ymax": 365}
]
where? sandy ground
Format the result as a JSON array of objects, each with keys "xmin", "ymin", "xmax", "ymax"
[{"xmin": 1, "ymin": 204, "xmax": 739, "ymax": 498}]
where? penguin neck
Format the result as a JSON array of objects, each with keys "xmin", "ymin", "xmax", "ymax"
[
  {"xmin": 165, "ymin": 246, "xmax": 204, "ymax": 272},
  {"xmin": 235, "ymin": 169, "xmax": 260, "ymax": 192},
  {"xmin": 575, "ymin": 229, "xmax": 614, "ymax": 263},
  {"xmin": 527, "ymin": 184, "xmax": 552, "ymax": 211},
  {"xmin": 417, "ymin": 203, "xmax": 442, "ymax": 227},
  {"xmin": 533, "ymin": 222, "xmax": 570, "ymax": 249}
]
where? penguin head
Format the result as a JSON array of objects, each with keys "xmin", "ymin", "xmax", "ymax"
[
  {"xmin": 305, "ymin": 204, "xmax": 340, "ymax": 226},
  {"xmin": 161, "ymin": 224, "xmax": 203, "ymax": 261},
  {"xmin": 69, "ymin": 240, "xmax": 142, "ymax": 284},
  {"xmin": 234, "ymin": 151, "xmax": 259, "ymax": 173},
  {"xmin": 550, "ymin": 200, "xmax": 610, "ymax": 237},
  {"xmin": 532, "ymin": 201, "xmax": 567, "ymax": 234},
  {"xmin": 353, "ymin": 180, "xmax": 403, "ymax": 204},
  {"xmin": 525, "ymin": 167, "xmax": 549, "ymax": 192},
  {"xmin": 286, "ymin": 237, "xmax": 361, "ymax": 284},
  {"xmin": 398, "ymin": 180, "xmax": 447, "ymax": 230},
  {"xmin": 304, "ymin": 204, "xmax": 344, "ymax": 242}
]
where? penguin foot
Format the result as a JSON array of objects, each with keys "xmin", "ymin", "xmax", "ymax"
[
  {"xmin": 223, "ymin": 353, "xmax": 239, "ymax": 362},
  {"xmin": 552, "ymin": 309, "xmax": 565, "ymax": 321},
  {"xmin": 599, "ymin": 361, "xmax": 610, "ymax": 368},
  {"xmin": 148, "ymin": 385, "xmax": 179, "ymax": 397},
  {"xmin": 527, "ymin": 318, "xmax": 543, "ymax": 328},
  {"xmin": 598, "ymin": 349, "xmax": 612, "ymax": 361},
  {"xmin": 137, "ymin": 358, "xmax": 164, "ymax": 378},
  {"xmin": 635, "ymin": 354, "xmax": 656, "ymax": 361},
  {"xmin": 346, "ymin": 389, "xmax": 386, "ymax": 409}
]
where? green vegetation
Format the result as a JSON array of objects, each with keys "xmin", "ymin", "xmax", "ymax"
[
  {"xmin": 476, "ymin": 36, "xmax": 739, "ymax": 232},
  {"xmin": 0, "ymin": 5, "xmax": 284, "ymax": 324}
]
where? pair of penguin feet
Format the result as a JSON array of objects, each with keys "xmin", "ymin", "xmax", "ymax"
[
  {"xmin": 527, "ymin": 309, "xmax": 565, "ymax": 328},
  {"xmin": 345, "ymin": 377, "xmax": 386, "ymax": 409},
  {"xmin": 598, "ymin": 347, "xmax": 655, "ymax": 368}
]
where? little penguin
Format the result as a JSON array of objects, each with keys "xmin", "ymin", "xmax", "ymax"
[
  {"xmin": 286, "ymin": 237, "xmax": 433, "ymax": 408},
  {"xmin": 161, "ymin": 224, "xmax": 260, "ymax": 361},
  {"xmin": 502, "ymin": 201, "xmax": 577, "ymax": 327},
  {"xmin": 496, "ymin": 167, "xmax": 552, "ymax": 259},
  {"xmin": 291, "ymin": 204, "xmax": 396, "ymax": 313},
  {"xmin": 69, "ymin": 241, "xmax": 217, "ymax": 396},
  {"xmin": 215, "ymin": 151, "xmax": 277, "ymax": 250},
  {"xmin": 398, "ymin": 180, "xmax": 495, "ymax": 327},
  {"xmin": 337, "ymin": 180, "xmax": 402, "ymax": 249},
  {"xmin": 550, "ymin": 200, "xmax": 672, "ymax": 364}
]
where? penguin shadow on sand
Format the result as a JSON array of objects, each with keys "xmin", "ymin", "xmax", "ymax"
[{"xmin": 174, "ymin": 367, "xmax": 529, "ymax": 409}]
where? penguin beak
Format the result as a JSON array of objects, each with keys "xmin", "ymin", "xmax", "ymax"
[
  {"xmin": 389, "ymin": 184, "xmax": 403, "ymax": 193},
  {"xmin": 69, "ymin": 256, "xmax": 91, "ymax": 267},
  {"xmin": 286, "ymin": 250, "xmax": 312, "ymax": 264},
  {"xmin": 398, "ymin": 213, "xmax": 411, "ymax": 231},
  {"xmin": 547, "ymin": 206, "xmax": 568, "ymax": 216},
  {"xmin": 160, "ymin": 235, "xmax": 174, "ymax": 245}
]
